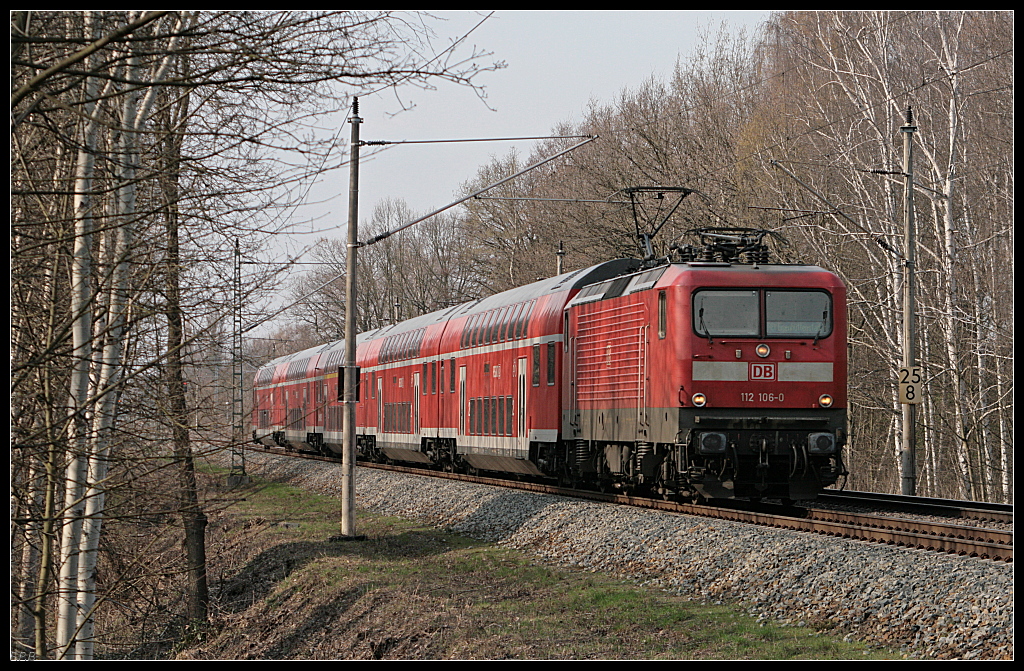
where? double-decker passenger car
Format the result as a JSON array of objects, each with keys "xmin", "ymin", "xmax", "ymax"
[{"xmin": 252, "ymin": 258, "xmax": 640, "ymax": 472}]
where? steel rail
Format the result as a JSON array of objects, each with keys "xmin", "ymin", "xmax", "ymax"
[{"xmin": 818, "ymin": 490, "xmax": 1013, "ymax": 524}]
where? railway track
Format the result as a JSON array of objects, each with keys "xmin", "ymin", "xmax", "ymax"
[
  {"xmin": 817, "ymin": 489, "xmax": 1013, "ymax": 524},
  {"xmin": 248, "ymin": 445, "xmax": 1012, "ymax": 563}
]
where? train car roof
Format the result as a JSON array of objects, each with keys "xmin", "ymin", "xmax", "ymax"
[
  {"xmin": 348, "ymin": 257, "xmax": 641, "ymax": 342},
  {"xmin": 452, "ymin": 258, "xmax": 641, "ymax": 316},
  {"xmin": 257, "ymin": 340, "xmax": 334, "ymax": 372},
  {"xmin": 258, "ymin": 258, "xmax": 641, "ymax": 371}
]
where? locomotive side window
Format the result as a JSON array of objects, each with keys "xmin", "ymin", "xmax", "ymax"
[
  {"xmin": 470, "ymin": 314, "xmax": 482, "ymax": 347},
  {"xmin": 765, "ymin": 291, "xmax": 832, "ymax": 338},
  {"xmin": 487, "ymin": 309, "xmax": 502, "ymax": 344},
  {"xmin": 658, "ymin": 290, "xmax": 667, "ymax": 339},
  {"xmin": 392, "ymin": 333, "xmax": 401, "ymax": 360},
  {"xmin": 693, "ymin": 290, "xmax": 759, "ymax": 337}
]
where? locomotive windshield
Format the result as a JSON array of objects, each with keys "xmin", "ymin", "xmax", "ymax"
[
  {"xmin": 694, "ymin": 289, "xmax": 832, "ymax": 339},
  {"xmin": 694, "ymin": 290, "xmax": 759, "ymax": 336},
  {"xmin": 765, "ymin": 290, "xmax": 831, "ymax": 337}
]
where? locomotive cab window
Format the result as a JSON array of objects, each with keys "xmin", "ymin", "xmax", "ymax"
[
  {"xmin": 693, "ymin": 289, "xmax": 833, "ymax": 339},
  {"xmin": 693, "ymin": 290, "xmax": 759, "ymax": 337},
  {"xmin": 765, "ymin": 290, "xmax": 832, "ymax": 338}
]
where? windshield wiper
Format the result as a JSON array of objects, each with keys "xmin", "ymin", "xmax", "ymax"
[
  {"xmin": 813, "ymin": 309, "xmax": 829, "ymax": 346},
  {"xmin": 699, "ymin": 305, "xmax": 713, "ymax": 345}
]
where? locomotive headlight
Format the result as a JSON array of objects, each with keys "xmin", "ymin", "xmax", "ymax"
[
  {"xmin": 808, "ymin": 432, "xmax": 836, "ymax": 454},
  {"xmin": 698, "ymin": 432, "xmax": 728, "ymax": 455},
  {"xmin": 691, "ymin": 392, "xmax": 707, "ymax": 407},
  {"xmin": 756, "ymin": 343, "xmax": 771, "ymax": 358},
  {"xmin": 818, "ymin": 394, "xmax": 834, "ymax": 408}
]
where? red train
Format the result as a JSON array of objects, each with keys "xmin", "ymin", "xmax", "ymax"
[{"xmin": 253, "ymin": 229, "xmax": 848, "ymax": 501}]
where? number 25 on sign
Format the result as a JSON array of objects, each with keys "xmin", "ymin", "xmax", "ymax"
[{"xmin": 899, "ymin": 366, "xmax": 923, "ymax": 404}]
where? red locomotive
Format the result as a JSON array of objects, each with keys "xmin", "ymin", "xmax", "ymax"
[{"xmin": 253, "ymin": 228, "xmax": 847, "ymax": 501}]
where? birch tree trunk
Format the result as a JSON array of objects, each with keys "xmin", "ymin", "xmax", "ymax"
[
  {"xmin": 70, "ymin": 17, "xmax": 186, "ymax": 658},
  {"xmin": 55, "ymin": 10, "xmax": 101, "ymax": 655}
]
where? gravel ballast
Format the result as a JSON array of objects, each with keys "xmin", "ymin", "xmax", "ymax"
[{"xmin": 234, "ymin": 451, "xmax": 1013, "ymax": 660}]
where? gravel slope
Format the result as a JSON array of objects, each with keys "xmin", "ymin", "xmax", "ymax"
[{"xmin": 234, "ymin": 451, "xmax": 1013, "ymax": 660}]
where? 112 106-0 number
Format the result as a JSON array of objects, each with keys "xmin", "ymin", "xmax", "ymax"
[{"xmin": 741, "ymin": 392, "xmax": 784, "ymax": 402}]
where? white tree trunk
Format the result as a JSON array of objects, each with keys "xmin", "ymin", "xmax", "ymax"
[
  {"xmin": 72, "ymin": 19, "xmax": 184, "ymax": 658},
  {"xmin": 55, "ymin": 11, "xmax": 100, "ymax": 658}
]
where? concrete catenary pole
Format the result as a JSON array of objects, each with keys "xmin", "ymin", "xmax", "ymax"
[
  {"xmin": 341, "ymin": 98, "xmax": 361, "ymax": 536},
  {"xmin": 900, "ymin": 107, "xmax": 918, "ymax": 496}
]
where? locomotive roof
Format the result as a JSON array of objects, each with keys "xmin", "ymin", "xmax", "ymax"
[
  {"xmin": 668, "ymin": 261, "xmax": 844, "ymax": 284},
  {"xmin": 566, "ymin": 261, "xmax": 843, "ymax": 309}
]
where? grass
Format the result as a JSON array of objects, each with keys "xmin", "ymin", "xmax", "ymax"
[{"xmin": 189, "ymin": 469, "xmax": 903, "ymax": 660}]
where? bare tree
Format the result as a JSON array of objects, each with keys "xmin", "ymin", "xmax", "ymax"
[
  {"xmin": 286, "ymin": 198, "xmax": 477, "ymax": 341},
  {"xmin": 757, "ymin": 11, "xmax": 1013, "ymax": 500},
  {"xmin": 11, "ymin": 10, "xmax": 499, "ymax": 658}
]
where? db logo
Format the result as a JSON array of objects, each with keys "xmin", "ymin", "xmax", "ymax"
[{"xmin": 750, "ymin": 363, "xmax": 776, "ymax": 380}]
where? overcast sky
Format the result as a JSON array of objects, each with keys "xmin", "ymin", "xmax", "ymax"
[{"xmin": 274, "ymin": 10, "xmax": 772, "ymax": 260}]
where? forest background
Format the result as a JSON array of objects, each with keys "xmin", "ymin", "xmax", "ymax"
[{"xmin": 10, "ymin": 10, "xmax": 1012, "ymax": 660}]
